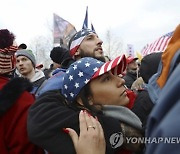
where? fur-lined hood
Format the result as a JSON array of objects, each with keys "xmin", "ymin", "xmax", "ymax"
[{"xmin": 0, "ymin": 77, "xmax": 33, "ymax": 116}]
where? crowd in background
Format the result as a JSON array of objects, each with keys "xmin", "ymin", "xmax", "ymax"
[{"xmin": 0, "ymin": 24, "xmax": 180, "ymax": 154}]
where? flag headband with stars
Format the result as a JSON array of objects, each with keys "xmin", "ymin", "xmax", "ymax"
[
  {"xmin": 62, "ymin": 55, "xmax": 126, "ymax": 102},
  {"xmin": 69, "ymin": 29, "xmax": 96, "ymax": 57}
]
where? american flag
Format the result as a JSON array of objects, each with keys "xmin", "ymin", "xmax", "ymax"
[
  {"xmin": 91, "ymin": 23, "xmax": 96, "ymax": 32},
  {"xmin": 70, "ymin": 29, "xmax": 95, "ymax": 57},
  {"xmin": 141, "ymin": 31, "xmax": 173, "ymax": 56},
  {"xmin": 82, "ymin": 6, "xmax": 88, "ymax": 29}
]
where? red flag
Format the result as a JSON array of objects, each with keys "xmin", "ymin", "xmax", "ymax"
[
  {"xmin": 53, "ymin": 13, "xmax": 77, "ymax": 48},
  {"xmin": 141, "ymin": 31, "xmax": 173, "ymax": 57}
]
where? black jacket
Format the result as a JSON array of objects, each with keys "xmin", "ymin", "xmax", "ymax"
[
  {"xmin": 123, "ymin": 71, "xmax": 137, "ymax": 89},
  {"xmin": 27, "ymin": 90, "xmax": 123, "ymax": 154},
  {"xmin": 0, "ymin": 77, "xmax": 32, "ymax": 116},
  {"xmin": 131, "ymin": 89, "xmax": 154, "ymax": 128}
]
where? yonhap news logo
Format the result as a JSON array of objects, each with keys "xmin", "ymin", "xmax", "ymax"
[
  {"xmin": 109, "ymin": 132, "xmax": 180, "ymax": 148},
  {"xmin": 109, "ymin": 132, "xmax": 124, "ymax": 148}
]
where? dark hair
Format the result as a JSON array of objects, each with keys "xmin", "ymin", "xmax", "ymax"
[
  {"xmin": 50, "ymin": 46, "xmax": 70, "ymax": 64},
  {"xmin": 0, "ymin": 29, "xmax": 15, "ymax": 49},
  {"xmin": 18, "ymin": 43, "xmax": 27, "ymax": 49},
  {"xmin": 71, "ymin": 83, "xmax": 102, "ymax": 114},
  {"xmin": 140, "ymin": 52, "xmax": 162, "ymax": 83}
]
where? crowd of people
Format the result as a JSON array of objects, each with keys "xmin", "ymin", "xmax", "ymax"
[{"xmin": 0, "ymin": 24, "xmax": 179, "ymax": 154}]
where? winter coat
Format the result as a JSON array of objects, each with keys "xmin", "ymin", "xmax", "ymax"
[
  {"xmin": 123, "ymin": 71, "xmax": 137, "ymax": 89},
  {"xmin": 0, "ymin": 76, "xmax": 44, "ymax": 154},
  {"xmin": 27, "ymin": 90, "xmax": 124, "ymax": 154},
  {"xmin": 131, "ymin": 89, "xmax": 154, "ymax": 128},
  {"xmin": 146, "ymin": 24, "xmax": 180, "ymax": 154},
  {"xmin": 29, "ymin": 69, "xmax": 46, "ymax": 95}
]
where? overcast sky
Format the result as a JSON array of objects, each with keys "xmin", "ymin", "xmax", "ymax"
[{"xmin": 0, "ymin": 0, "xmax": 180, "ymax": 53}]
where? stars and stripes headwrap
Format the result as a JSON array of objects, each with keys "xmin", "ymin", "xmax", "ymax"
[
  {"xmin": 0, "ymin": 29, "xmax": 18, "ymax": 74},
  {"xmin": 62, "ymin": 55, "xmax": 126, "ymax": 102},
  {"xmin": 69, "ymin": 29, "xmax": 96, "ymax": 57}
]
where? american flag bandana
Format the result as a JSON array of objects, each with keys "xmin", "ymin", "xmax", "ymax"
[
  {"xmin": 69, "ymin": 29, "xmax": 96, "ymax": 57},
  {"xmin": 62, "ymin": 55, "xmax": 126, "ymax": 102}
]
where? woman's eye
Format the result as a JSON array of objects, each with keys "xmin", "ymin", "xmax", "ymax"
[{"xmin": 104, "ymin": 76, "xmax": 110, "ymax": 81}]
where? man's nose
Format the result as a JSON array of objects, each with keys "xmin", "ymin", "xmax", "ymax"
[{"xmin": 97, "ymin": 37, "xmax": 103, "ymax": 45}]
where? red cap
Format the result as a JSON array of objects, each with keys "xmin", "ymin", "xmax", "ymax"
[
  {"xmin": 36, "ymin": 64, "xmax": 43, "ymax": 69},
  {"xmin": 126, "ymin": 56, "xmax": 138, "ymax": 64}
]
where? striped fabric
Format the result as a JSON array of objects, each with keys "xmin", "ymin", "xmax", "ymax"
[
  {"xmin": 141, "ymin": 31, "xmax": 173, "ymax": 56},
  {"xmin": 92, "ymin": 55, "xmax": 126, "ymax": 79},
  {"xmin": 0, "ymin": 45, "xmax": 18, "ymax": 53},
  {"xmin": 0, "ymin": 45, "xmax": 18, "ymax": 74},
  {"xmin": 69, "ymin": 29, "xmax": 96, "ymax": 57}
]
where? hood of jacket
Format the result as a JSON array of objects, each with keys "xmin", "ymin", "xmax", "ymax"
[
  {"xmin": 30, "ymin": 69, "xmax": 45, "ymax": 83},
  {"xmin": 0, "ymin": 77, "xmax": 33, "ymax": 116}
]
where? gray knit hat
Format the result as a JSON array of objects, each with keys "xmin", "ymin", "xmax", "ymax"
[{"xmin": 16, "ymin": 49, "xmax": 36, "ymax": 67}]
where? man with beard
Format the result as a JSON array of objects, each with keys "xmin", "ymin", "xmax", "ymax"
[
  {"xmin": 36, "ymin": 29, "xmax": 106, "ymax": 95},
  {"xmin": 69, "ymin": 29, "xmax": 105, "ymax": 62}
]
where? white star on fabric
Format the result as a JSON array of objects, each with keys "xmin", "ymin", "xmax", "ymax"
[
  {"xmin": 70, "ymin": 92, "xmax": 74, "ymax": 97},
  {"xmin": 93, "ymin": 67, "xmax": 98, "ymax": 72},
  {"xmin": 81, "ymin": 31, "xmax": 85, "ymax": 35},
  {"xmin": 66, "ymin": 70, "xmax": 69, "ymax": 74},
  {"xmin": 84, "ymin": 79, "xmax": 90, "ymax": 84},
  {"xmin": 74, "ymin": 82, "xmax": 79, "ymax": 88},
  {"xmin": 85, "ymin": 62, "xmax": 90, "ymax": 67},
  {"xmin": 64, "ymin": 84, "xmax": 68, "ymax": 89},
  {"xmin": 73, "ymin": 65, "xmax": 77, "ymax": 70},
  {"xmin": 97, "ymin": 61, "xmax": 101, "ymax": 64},
  {"xmin": 78, "ymin": 71, "xmax": 84, "ymax": 77},
  {"xmin": 69, "ymin": 75, "xmax": 73, "ymax": 81}
]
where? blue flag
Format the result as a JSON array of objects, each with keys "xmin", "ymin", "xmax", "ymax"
[
  {"xmin": 82, "ymin": 6, "xmax": 88, "ymax": 29},
  {"xmin": 91, "ymin": 23, "xmax": 96, "ymax": 32}
]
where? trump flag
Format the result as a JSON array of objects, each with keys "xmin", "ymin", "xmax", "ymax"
[{"xmin": 53, "ymin": 13, "xmax": 77, "ymax": 48}]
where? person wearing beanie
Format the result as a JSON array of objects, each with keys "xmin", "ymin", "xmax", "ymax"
[
  {"xmin": 43, "ymin": 46, "xmax": 71, "ymax": 79},
  {"xmin": 50, "ymin": 46, "xmax": 70, "ymax": 67},
  {"xmin": 16, "ymin": 49, "xmax": 46, "ymax": 95},
  {"xmin": 16, "ymin": 49, "xmax": 36, "ymax": 67},
  {"xmin": 0, "ymin": 29, "xmax": 44, "ymax": 154}
]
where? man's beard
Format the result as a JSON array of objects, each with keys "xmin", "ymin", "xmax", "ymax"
[{"xmin": 79, "ymin": 50, "xmax": 106, "ymax": 62}]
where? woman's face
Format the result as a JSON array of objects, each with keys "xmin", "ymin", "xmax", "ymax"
[{"xmin": 89, "ymin": 71, "xmax": 129, "ymax": 106}]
